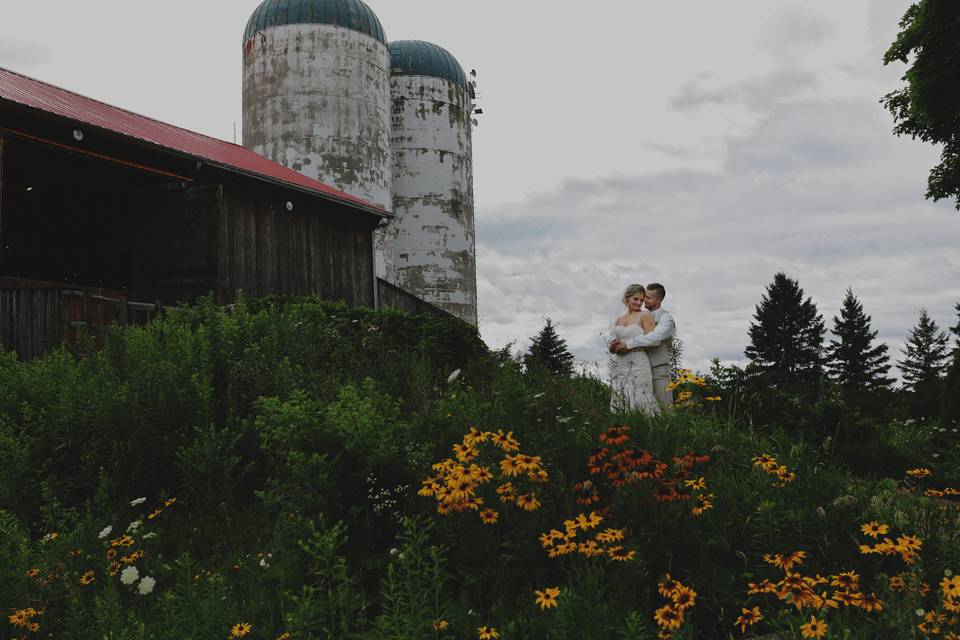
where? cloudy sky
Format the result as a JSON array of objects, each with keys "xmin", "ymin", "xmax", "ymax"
[{"xmin": 2, "ymin": 0, "xmax": 958, "ymax": 376}]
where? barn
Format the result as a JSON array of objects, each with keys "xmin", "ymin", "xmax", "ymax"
[{"xmin": 0, "ymin": 66, "xmax": 442, "ymax": 361}]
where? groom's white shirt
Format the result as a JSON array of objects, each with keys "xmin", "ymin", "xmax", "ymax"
[{"xmin": 622, "ymin": 308, "xmax": 675, "ymax": 367}]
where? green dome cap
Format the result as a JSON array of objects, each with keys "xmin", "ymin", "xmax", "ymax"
[
  {"xmin": 244, "ymin": 0, "xmax": 386, "ymax": 44},
  {"xmin": 389, "ymin": 40, "xmax": 469, "ymax": 89}
]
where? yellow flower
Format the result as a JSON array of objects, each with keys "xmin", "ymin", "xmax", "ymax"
[
  {"xmin": 432, "ymin": 619, "xmax": 449, "ymax": 631},
  {"xmin": 534, "ymin": 586, "xmax": 561, "ymax": 610},
  {"xmin": 671, "ymin": 586, "xmax": 697, "ymax": 610},
  {"xmin": 684, "ymin": 477, "xmax": 707, "ymax": 490},
  {"xmin": 734, "ymin": 606, "xmax": 763, "ymax": 633},
  {"xmin": 477, "ymin": 626, "xmax": 500, "ymax": 639},
  {"xmin": 516, "ymin": 493, "xmax": 541, "ymax": 512},
  {"xmin": 830, "ymin": 571, "xmax": 860, "ymax": 591},
  {"xmin": 889, "ymin": 575, "xmax": 906, "ymax": 591},
  {"xmin": 906, "ymin": 468, "xmax": 931, "ymax": 479},
  {"xmin": 942, "ymin": 576, "xmax": 960, "ymax": 598},
  {"xmin": 80, "ymin": 570, "xmax": 95, "ymax": 585},
  {"xmin": 595, "ymin": 528, "xmax": 625, "ymax": 543},
  {"xmin": 25, "ymin": 568, "xmax": 39, "ymax": 578},
  {"xmin": 800, "ymin": 616, "xmax": 828, "ymax": 639},
  {"xmin": 164, "ymin": 496, "xmax": 177, "ymax": 507},
  {"xmin": 229, "ymin": 622, "xmax": 252, "ymax": 638},
  {"xmin": 490, "ymin": 429, "xmax": 520, "ymax": 452},
  {"xmin": 607, "ymin": 546, "xmax": 636, "ymax": 561},
  {"xmin": 860, "ymin": 522, "xmax": 889, "ymax": 538},
  {"xmin": 653, "ymin": 604, "xmax": 684, "ymax": 630},
  {"xmin": 858, "ymin": 593, "xmax": 884, "ymax": 612},
  {"xmin": 499, "ymin": 456, "xmax": 523, "ymax": 477},
  {"xmin": 147, "ymin": 508, "xmax": 163, "ymax": 520},
  {"xmin": 479, "ymin": 508, "xmax": 499, "ymax": 525},
  {"xmin": 276, "ymin": 633, "xmax": 291, "ymax": 640},
  {"xmin": 658, "ymin": 574, "xmax": 681, "ymax": 598}
]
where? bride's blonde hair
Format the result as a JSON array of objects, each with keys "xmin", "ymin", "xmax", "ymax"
[{"xmin": 622, "ymin": 284, "xmax": 645, "ymax": 304}]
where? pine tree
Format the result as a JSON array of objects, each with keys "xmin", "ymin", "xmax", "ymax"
[
  {"xmin": 825, "ymin": 288, "xmax": 893, "ymax": 393},
  {"xmin": 524, "ymin": 318, "xmax": 574, "ymax": 376},
  {"xmin": 745, "ymin": 273, "xmax": 826, "ymax": 387},
  {"xmin": 899, "ymin": 309, "xmax": 950, "ymax": 391},
  {"xmin": 899, "ymin": 309, "xmax": 950, "ymax": 419}
]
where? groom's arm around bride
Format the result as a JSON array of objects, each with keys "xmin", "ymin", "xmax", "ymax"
[{"xmin": 612, "ymin": 284, "xmax": 675, "ymax": 409}]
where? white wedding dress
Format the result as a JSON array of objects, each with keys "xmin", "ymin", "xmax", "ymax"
[{"xmin": 609, "ymin": 324, "xmax": 660, "ymax": 415}]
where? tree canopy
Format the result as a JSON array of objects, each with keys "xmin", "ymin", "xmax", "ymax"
[{"xmin": 882, "ymin": 1, "xmax": 960, "ymax": 209}]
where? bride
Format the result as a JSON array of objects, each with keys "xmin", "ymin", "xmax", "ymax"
[{"xmin": 607, "ymin": 284, "xmax": 660, "ymax": 415}]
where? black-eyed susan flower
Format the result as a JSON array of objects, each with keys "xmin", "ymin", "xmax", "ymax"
[
  {"xmin": 858, "ymin": 593, "xmax": 884, "ymax": 612},
  {"xmin": 861, "ymin": 521, "xmax": 889, "ymax": 538},
  {"xmin": 906, "ymin": 468, "xmax": 931, "ymax": 479},
  {"xmin": 432, "ymin": 619, "xmax": 449, "ymax": 631},
  {"xmin": 489, "ymin": 430, "xmax": 519, "ymax": 452},
  {"xmin": 516, "ymin": 493, "xmax": 541, "ymax": 512},
  {"xmin": 658, "ymin": 574, "xmax": 681, "ymax": 598},
  {"xmin": 595, "ymin": 528, "xmax": 625, "ymax": 544},
  {"xmin": 942, "ymin": 576, "xmax": 960, "ymax": 598},
  {"xmin": 477, "ymin": 626, "xmax": 500, "ymax": 639},
  {"xmin": 653, "ymin": 604, "xmax": 683, "ymax": 630},
  {"xmin": 671, "ymin": 586, "xmax": 696, "ymax": 610},
  {"xmin": 80, "ymin": 570, "xmax": 95, "ymax": 585},
  {"xmin": 734, "ymin": 606, "xmax": 762, "ymax": 633},
  {"xmin": 534, "ymin": 586, "xmax": 560, "ymax": 610},
  {"xmin": 25, "ymin": 568, "xmax": 39, "ymax": 578},
  {"xmin": 229, "ymin": 622, "xmax": 252, "ymax": 638},
  {"xmin": 800, "ymin": 615, "xmax": 827, "ymax": 638},
  {"xmin": 830, "ymin": 571, "xmax": 860, "ymax": 591},
  {"xmin": 499, "ymin": 456, "xmax": 523, "ymax": 477},
  {"xmin": 889, "ymin": 575, "xmax": 906, "ymax": 591},
  {"xmin": 607, "ymin": 546, "xmax": 636, "ymax": 561},
  {"xmin": 479, "ymin": 508, "xmax": 499, "ymax": 525},
  {"xmin": 747, "ymin": 579, "xmax": 777, "ymax": 595}
]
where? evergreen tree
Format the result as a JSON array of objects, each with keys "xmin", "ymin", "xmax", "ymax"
[
  {"xmin": 941, "ymin": 302, "xmax": 960, "ymax": 426},
  {"xmin": 524, "ymin": 318, "xmax": 574, "ymax": 376},
  {"xmin": 744, "ymin": 273, "xmax": 826, "ymax": 387},
  {"xmin": 899, "ymin": 309, "xmax": 949, "ymax": 419},
  {"xmin": 825, "ymin": 288, "xmax": 893, "ymax": 393}
]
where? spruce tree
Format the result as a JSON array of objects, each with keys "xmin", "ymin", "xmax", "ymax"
[
  {"xmin": 899, "ymin": 309, "xmax": 950, "ymax": 390},
  {"xmin": 745, "ymin": 273, "xmax": 826, "ymax": 387},
  {"xmin": 825, "ymin": 288, "xmax": 893, "ymax": 393},
  {"xmin": 899, "ymin": 309, "xmax": 949, "ymax": 419},
  {"xmin": 524, "ymin": 318, "xmax": 574, "ymax": 376}
]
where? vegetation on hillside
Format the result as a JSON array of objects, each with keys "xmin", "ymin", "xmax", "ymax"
[{"xmin": 2, "ymin": 291, "xmax": 959, "ymax": 639}]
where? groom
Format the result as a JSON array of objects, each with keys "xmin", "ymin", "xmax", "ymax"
[{"xmin": 609, "ymin": 283, "xmax": 676, "ymax": 409}]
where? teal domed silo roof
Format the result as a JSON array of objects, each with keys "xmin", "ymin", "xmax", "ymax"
[
  {"xmin": 244, "ymin": 0, "xmax": 386, "ymax": 44},
  {"xmin": 389, "ymin": 40, "xmax": 469, "ymax": 89}
]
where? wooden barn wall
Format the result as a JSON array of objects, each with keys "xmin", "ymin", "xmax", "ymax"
[
  {"xmin": 0, "ymin": 280, "xmax": 61, "ymax": 360},
  {"xmin": 219, "ymin": 183, "xmax": 376, "ymax": 307},
  {"xmin": 376, "ymin": 277, "xmax": 460, "ymax": 320}
]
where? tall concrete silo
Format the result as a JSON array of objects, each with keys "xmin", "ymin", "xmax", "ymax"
[
  {"xmin": 388, "ymin": 40, "xmax": 477, "ymax": 325},
  {"xmin": 242, "ymin": 0, "xmax": 392, "ymax": 213}
]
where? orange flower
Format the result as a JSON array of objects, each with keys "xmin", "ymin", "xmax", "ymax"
[
  {"xmin": 734, "ymin": 606, "xmax": 763, "ymax": 633},
  {"xmin": 479, "ymin": 508, "xmax": 499, "ymax": 525},
  {"xmin": 800, "ymin": 616, "xmax": 827, "ymax": 639},
  {"xmin": 515, "ymin": 493, "xmax": 541, "ymax": 512}
]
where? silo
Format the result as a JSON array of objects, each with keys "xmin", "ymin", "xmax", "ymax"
[
  {"xmin": 242, "ymin": 0, "xmax": 392, "ymax": 214},
  {"xmin": 388, "ymin": 40, "xmax": 477, "ymax": 325}
]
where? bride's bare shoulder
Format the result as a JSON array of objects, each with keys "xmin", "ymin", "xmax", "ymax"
[{"xmin": 614, "ymin": 313, "xmax": 629, "ymax": 326}]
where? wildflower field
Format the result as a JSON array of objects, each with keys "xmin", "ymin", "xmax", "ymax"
[{"xmin": 1, "ymin": 297, "xmax": 959, "ymax": 639}]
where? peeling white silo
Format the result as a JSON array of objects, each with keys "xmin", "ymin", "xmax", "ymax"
[
  {"xmin": 388, "ymin": 40, "xmax": 477, "ymax": 325},
  {"xmin": 242, "ymin": 0, "xmax": 392, "ymax": 212}
]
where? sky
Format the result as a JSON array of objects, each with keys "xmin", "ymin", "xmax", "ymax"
[{"xmin": 2, "ymin": 0, "xmax": 958, "ymax": 378}]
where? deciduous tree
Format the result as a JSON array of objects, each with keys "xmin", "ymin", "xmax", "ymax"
[{"xmin": 882, "ymin": 1, "xmax": 960, "ymax": 209}]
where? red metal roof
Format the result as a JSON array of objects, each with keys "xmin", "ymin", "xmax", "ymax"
[{"xmin": 0, "ymin": 66, "xmax": 388, "ymax": 216}]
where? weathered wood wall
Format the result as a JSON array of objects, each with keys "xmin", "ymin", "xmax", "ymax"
[
  {"xmin": 376, "ymin": 277, "xmax": 460, "ymax": 320},
  {"xmin": 219, "ymin": 183, "xmax": 376, "ymax": 307},
  {"xmin": 0, "ymin": 277, "xmax": 62, "ymax": 360}
]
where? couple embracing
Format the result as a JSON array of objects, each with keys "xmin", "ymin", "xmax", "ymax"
[{"xmin": 606, "ymin": 283, "xmax": 676, "ymax": 416}]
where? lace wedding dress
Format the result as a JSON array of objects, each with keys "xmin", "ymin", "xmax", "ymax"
[{"xmin": 609, "ymin": 324, "xmax": 660, "ymax": 415}]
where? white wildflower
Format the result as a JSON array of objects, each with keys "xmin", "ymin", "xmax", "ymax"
[
  {"xmin": 130, "ymin": 497, "xmax": 147, "ymax": 506},
  {"xmin": 142, "ymin": 532, "xmax": 157, "ymax": 539},
  {"xmin": 532, "ymin": 392, "xmax": 545, "ymax": 399},
  {"xmin": 446, "ymin": 369, "xmax": 461, "ymax": 383},
  {"xmin": 127, "ymin": 519, "xmax": 143, "ymax": 533},
  {"xmin": 98, "ymin": 526, "xmax": 113, "ymax": 539},
  {"xmin": 259, "ymin": 557, "xmax": 270, "ymax": 568},
  {"xmin": 120, "ymin": 565, "xmax": 140, "ymax": 585},
  {"xmin": 137, "ymin": 575, "xmax": 156, "ymax": 595}
]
